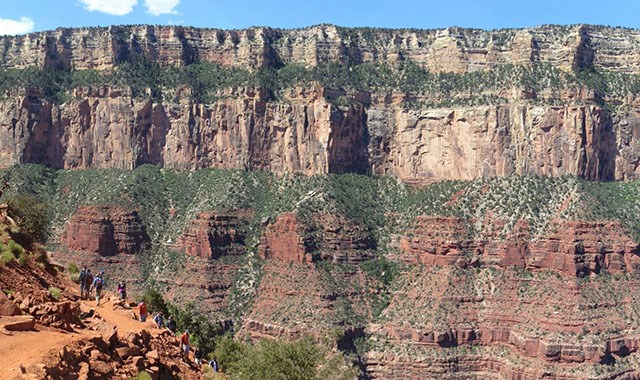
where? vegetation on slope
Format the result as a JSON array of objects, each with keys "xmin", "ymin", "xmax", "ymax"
[
  {"xmin": 5, "ymin": 165, "xmax": 640, "ymax": 377},
  {"xmin": 1, "ymin": 57, "xmax": 638, "ymax": 107},
  {"xmin": 3, "ymin": 165, "xmax": 640, "ymax": 247}
]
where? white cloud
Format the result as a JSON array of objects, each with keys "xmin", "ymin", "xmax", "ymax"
[
  {"xmin": 144, "ymin": 0, "xmax": 180, "ymax": 16},
  {"xmin": 79, "ymin": 0, "xmax": 138, "ymax": 16},
  {"xmin": 0, "ymin": 17, "xmax": 34, "ymax": 36}
]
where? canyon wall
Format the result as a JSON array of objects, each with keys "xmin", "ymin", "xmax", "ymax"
[
  {"xmin": 2, "ymin": 24, "xmax": 640, "ymax": 74},
  {"xmin": 8, "ymin": 23, "xmax": 640, "ymax": 379},
  {"xmin": 2, "ymin": 87, "xmax": 640, "ymax": 182},
  {"xmin": 0, "ymin": 25, "xmax": 640, "ymax": 182}
]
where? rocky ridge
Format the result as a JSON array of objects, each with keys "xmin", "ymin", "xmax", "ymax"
[{"xmin": 1, "ymin": 24, "xmax": 640, "ymax": 74}]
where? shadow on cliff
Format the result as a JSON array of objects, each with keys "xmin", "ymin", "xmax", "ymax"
[
  {"xmin": 327, "ymin": 104, "xmax": 371, "ymax": 175},
  {"xmin": 585, "ymin": 106, "xmax": 617, "ymax": 181},
  {"xmin": 21, "ymin": 94, "xmax": 65, "ymax": 168},
  {"xmin": 134, "ymin": 102, "xmax": 168, "ymax": 167}
]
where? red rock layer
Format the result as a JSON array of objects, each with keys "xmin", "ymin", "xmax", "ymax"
[
  {"xmin": 365, "ymin": 350, "xmax": 640, "ymax": 380},
  {"xmin": 369, "ymin": 324, "xmax": 640, "ymax": 365},
  {"xmin": 400, "ymin": 216, "xmax": 640, "ymax": 276},
  {"xmin": 239, "ymin": 261, "xmax": 369, "ymax": 340},
  {"xmin": 159, "ymin": 255, "xmax": 241, "ymax": 317},
  {"xmin": 179, "ymin": 210, "xmax": 250, "ymax": 259},
  {"xmin": 62, "ymin": 205, "xmax": 151, "ymax": 256},
  {"xmin": 311, "ymin": 212, "xmax": 375, "ymax": 263},
  {"xmin": 259, "ymin": 213, "xmax": 311, "ymax": 265}
]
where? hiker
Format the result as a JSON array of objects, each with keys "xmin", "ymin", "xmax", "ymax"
[
  {"xmin": 194, "ymin": 347, "xmax": 203, "ymax": 366},
  {"xmin": 209, "ymin": 357, "xmax": 218, "ymax": 373},
  {"xmin": 180, "ymin": 330, "xmax": 190, "ymax": 361},
  {"xmin": 138, "ymin": 300, "xmax": 148, "ymax": 322},
  {"xmin": 78, "ymin": 268, "xmax": 87, "ymax": 299},
  {"xmin": 166, "ymin": 315, "xmax": 177, "ymax": 335},
  {"xmin": 117, "ymin": 281, "xmax": 127, "ymax": 301},
  {"xmin": 153, "ymin": 312, "xmax": 164, "ymax": 328},
  {"xmin": 83, "ymin": 269, "xmax": 93, "ymax": 300},
  {"xmin": 89, "ymin": 271, "xmax": 104, "ymax": 306}
]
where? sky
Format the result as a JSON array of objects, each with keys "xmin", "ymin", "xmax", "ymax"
[{"xmin": 1, "ymin": 0, "xmax": 640, "ymax": 36}]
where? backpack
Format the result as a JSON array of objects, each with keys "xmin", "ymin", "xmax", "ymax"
[
  {"xmin": 79, "ymin": 270, "xmax": 86, "ymax": 283},
  {"xmin": 95, "ymin": 277, "xmax": 103, "ymax": 290}
]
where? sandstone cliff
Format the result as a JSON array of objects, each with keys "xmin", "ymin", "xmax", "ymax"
[{"xmin": 1, "ymin": 24, "xmax": 640, "ymax": 74}]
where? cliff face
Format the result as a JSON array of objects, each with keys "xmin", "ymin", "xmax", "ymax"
[
  {"xmin": 2, "ymin": 24, "xmax": 640, "ymax": 74},
  {"xmin": 2, "ymin": 87, "xmax": 639, "ymax": 181},
  {"xmin": 34, "ymin": 167, "xmax": 640, "ymax": 379}
]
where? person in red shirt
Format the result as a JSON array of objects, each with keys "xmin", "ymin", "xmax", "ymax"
[
  {"xmin": 180, "ymin": 330, "xmax": 191, "ymax": 361},
  {"xmin": 138, "ymin": 301, "xmax": 148, "ymax": 322}
]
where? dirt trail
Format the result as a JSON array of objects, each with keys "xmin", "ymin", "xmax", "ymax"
[
  {"xmin": 1, "ymin": 329, "xmax": 79, "ymax": 379},
  {"xmin": 0, "ymin": 293, "xmax": 161, "ymax": 380},
  {"xmin": 80, "ymin": 296, "xmax": 157, "ymax": 335}
]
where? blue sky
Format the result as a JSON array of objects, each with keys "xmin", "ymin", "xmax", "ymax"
[{"xmin": 1, "ymin": 0, "xmax": 639, "ymax": 35}]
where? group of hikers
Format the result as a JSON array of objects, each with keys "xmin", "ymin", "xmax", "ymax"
[
  {"xmin": 136, "ymin": 300, "xmax": 219, "ymax": 372},
  {"xmin": 78, "ymin": 267, "xmax": 107, "ymax": 306},
  {"xmin": 78, "ymin": 267, "xmax": 219, "ymax": 372}
]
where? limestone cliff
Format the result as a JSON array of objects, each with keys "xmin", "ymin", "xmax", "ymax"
[
  {"xmin": 2, "ymin": 86, "xmax": 640, "ymax": 181},
  {"xmin": 2, "ymin": 24, "xmax": 640, "ymax": 74}
]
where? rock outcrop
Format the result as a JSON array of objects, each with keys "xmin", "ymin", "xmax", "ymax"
[
  {"xmin": 1, "ymin": 89, "xmax": 635, "ymax": 182},
  {"xmin": 62, "ymin": 205, "xmax": 151, "ymax": 256},
  {"xmin": 311, "ymin": 212, "xmax": 376, "ymax": 263},
  {"xmin": 178, "ymin": 210, "xmax": 250, "ymax": 259},
  {"xmin": 1, "ymin": 25, "xmax": 640, "ymax": 182},
  {"xmin": 6, "ymin": 23, "xmax": 640, "ymax": 379},
  {"xmin": 259, "ymin": 213, "xmax": 311, "ymax": 265},
  {"xmin": 400, "ymin": 216, "xmax": 640, "ymax": 276}
]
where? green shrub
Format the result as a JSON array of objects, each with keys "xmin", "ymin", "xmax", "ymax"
[
  {"xmin": 217, "ymin": 337, "xmax": 354, "ymax": 380},
  {"xmin": 239, "ymin": 338, "xmax": 321, "ymax": 380},
  {"xmin": 6, "ymin": 193, "xmax": 50, "ymax": 243},
  {"xmin": 16, "ymin": 252, "xmax": 27, "ymax": 266},
  {"xmin": 141, "ymin": 288, "xmax": 168, "ymax": 314},
  {"xmin": 136, "ymin": 372, "xmax": 152, "ymax": 380},
  {"xmin": 48, "ymin": 287, "xmax": 62, "ymax": 300},
  {"xmin": 7, "ymin": 240, "xmax": 24, "ymax": 256},
  {"xmin": 1, "ymin": 244, "xmax": 14, "ymax": 265},
  {"xmin": 214, "ymin": 337, "xmax": 249, "ymax": 373},
  {"xmin": 167, "ymin": 301, "xmax": 222, "ymax": 354}
]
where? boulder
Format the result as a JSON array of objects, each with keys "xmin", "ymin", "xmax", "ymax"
[
  {"xmin": 1, "ymin": 315, "xmax": 36, "ymax": 332},
  {"xmin": 0, "ymin": 291, "xmax": 21, "ymax": 316}
]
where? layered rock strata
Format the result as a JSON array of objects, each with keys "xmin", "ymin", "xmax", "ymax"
[
  {"xmin": 179, "ymin": 210, "xmax": 250, "ymax": 259},
  {"xmin": 400, "ymin": 216, "xmax": 640, "ymax": 276},
  {"xmin": 1, "ymin": 24, "xmax": 640, "ymax": 74},
  {"xmin": 61, "ymin": 205, "xmax": 151, "ymax": 256},
  {"xmin": 2, "ymin": 90, "xmax": 635, "ymax": 182},
  {"xmin": 310, "ymin": 212, "xmax": 376, "ymax": 263},
  {"xmin": 259, "ymin": 213, "xmax": 312, "ymax": 265}
]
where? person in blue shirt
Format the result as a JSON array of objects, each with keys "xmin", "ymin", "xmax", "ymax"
[{"xmin": 90, "ymin": 272, "xmax": 105, "ymax": 306}]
